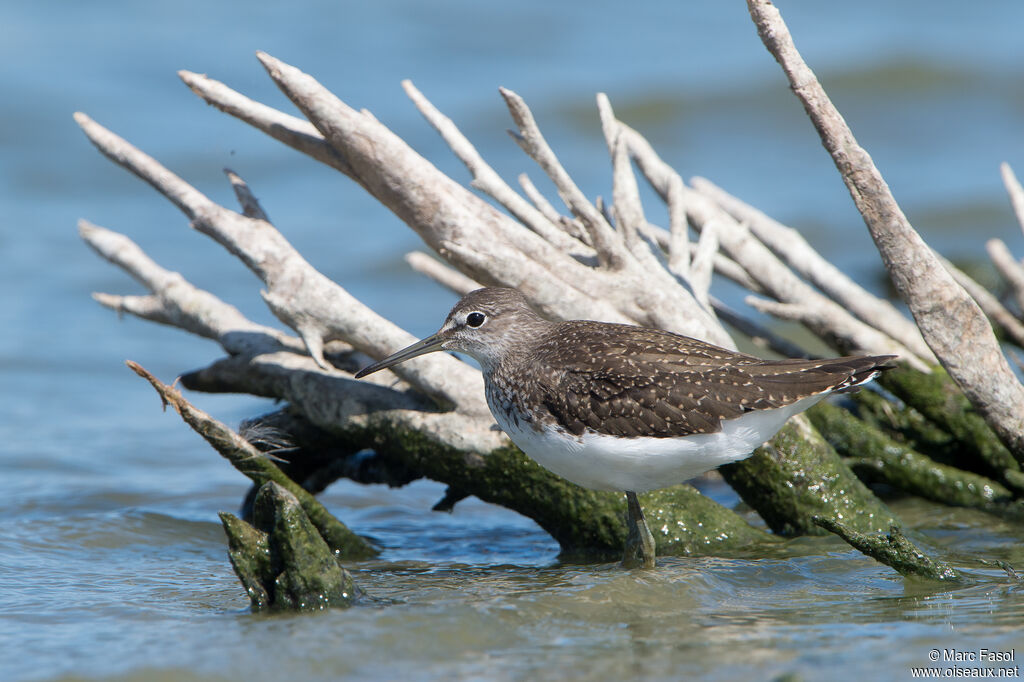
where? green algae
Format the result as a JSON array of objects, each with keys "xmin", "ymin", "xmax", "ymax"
[
  {"xmin": 640, "ymin": 485, "xmax": 773, "ymax": 555},
  {"xmin": 879, "ymin": 366, "xmax": 1022, "ymax": 473},
  {"xmin": 220, "ymin": 511, "xmax": 273, "ymax": 609},
  {"xmin": 808, "ymin": 401, "xmax": 1023, "ymax": 519},
  {"xmin": 220, "ymin": 481, "xmax": 361, "ymax": 611},
  {"xmin": 720, "ymin": 414, "xmax": 899, "ymax": 537},
  {"xmin": 813, "ymin": 517, "xmax": 962, "ymax": 582},
  {"xmin": 852, "ymin": 385, "xmax": 961, "ymax": 467}
]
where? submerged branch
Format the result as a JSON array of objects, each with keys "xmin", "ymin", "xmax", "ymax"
[{"xmin": 813, "ymin": 518, "xmax": 963, "ymax": 582}]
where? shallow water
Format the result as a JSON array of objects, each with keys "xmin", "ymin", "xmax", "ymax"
[
  {"xmin": 4, "ymin": 484, "xmax": 1022, "ymax": 681},
  {"xmin": 4, "ymin": 1, "xmax": 1024, "ymax": 680}
]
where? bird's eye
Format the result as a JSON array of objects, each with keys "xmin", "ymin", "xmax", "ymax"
[{"xmin": 466, "ymin": 312, "xmax": 486, "ymax": 328}]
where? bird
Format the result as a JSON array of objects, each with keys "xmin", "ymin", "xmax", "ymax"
[{"xmin": 355, "ymin": 287, "xmax": 895, "ymax": 568}]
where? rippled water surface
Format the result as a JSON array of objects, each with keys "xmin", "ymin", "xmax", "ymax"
[
  {"xmin": 4, "ymin": 486, "xmax": 1022, "ymax": 681},
  {"xmin": 3, "ymin": 1, "xmax": 1024, "ymax": 680}
]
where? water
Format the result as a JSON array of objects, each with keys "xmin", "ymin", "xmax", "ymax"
[{"xmin": 3, "ymin": 1, "xmax": 1024, "ymax": 680}]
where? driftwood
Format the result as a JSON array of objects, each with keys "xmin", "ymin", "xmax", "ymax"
[
  {"xmin": 748, "ymin": 0, "xmax": 1024, "ymax": 458},
  {"xmin": 76, "ymin": 0, "xmax": 1024, "ymax": 604}
]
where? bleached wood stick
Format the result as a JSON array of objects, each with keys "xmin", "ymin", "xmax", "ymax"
[
  {"xmin": 748, "ymin": 0, "xmax": 1024, "ymax": 458},
  {"xmin": 499, "ymin": 87, "xmax": 629, "ymax": 270},
  {"xmin": 636, "ymin": 220, "xmax": 764, "ymax": 295},
  {"xmin": 596, "ymin": 93, "xmax": 716, "ymax": 321},
  {"xmin": 688, "ymin": 218, "xmax": 719, "ymax": 312},
  {"xmin": 597, "ymin": 93, "xmax": 725, "ymax": 318},
  {"xmin": 942, "ymin": 256, "xmax": 1024, "ymax": 349},
  {"xmin": 251, "ymin": 54, "xmax": 652, "ymax": 329},
  {"xmin": 1002, "ymin": 163, "xmax": 1024, "ymax": 238},
  {"xmin": 179, "ymin": 70, "xmax": 353, "ymax": 178},
  {"xmin": 597, "ymin": 93, "xmax": 644, "ymax": 251},
  {"xmin": 225, "ymin": 168, "xmax": 270, "ymax": 221},
  {"xmin": 403, "ymin": 80, "xmax": 590, "ymax": 259},
  {"xmin": 620, "ymin": 122, "xmax": 928, "ymax": 369},
  {"xmin": 666, "ymin": 172, "xmax": 691, "ymax": 280},
  {"xmin": 74, "ymin": 113, "xmax": 487, "ymax": 414},
  {"xmin": 404, "ymin": 251, "xmax": 481, "ymax": 296},
  {"xmin": 184, "ymin": 65, "xmax": 597, "ymax": 312},
  {"xmin": 80, "ymin": 220, "xmax": 299, "ymax": 354},
  {"xmin": 182, "ymin": 55, "xmax": 730, "ymax": 346},
  {"xmin": 517, "ymin": 173, "xmax": 588, "ymax": 243},
  {"xmin": 686, "ymin": 185, "xmax": 925, "ymax": 366},
  {"xmin": 80, "ymin": 221, "xmax": 503, "ymax": 454},
  {"xmin": 987, "ymin": 239, "xmax": 1024, "ymax": 314},
  {"xmin": 80, "ymin": 221, "xmax": 442, "ymax": 400},
  {"xmin": 690, "ymin": 176, "xmax": 936, "ymax": 363},
  {"xmin": 182, "ymin": 349, "xmax": 505, "ymax": 455}
]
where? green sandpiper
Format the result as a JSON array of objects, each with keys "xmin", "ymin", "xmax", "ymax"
[{"xmin": 356, "ymin": 287, "xmax": 894, "ymax": 568}]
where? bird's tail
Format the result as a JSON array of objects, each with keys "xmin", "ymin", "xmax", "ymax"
[{"xmin": 831, "ymin": 354, "xmax": 898, "ymax": 393}]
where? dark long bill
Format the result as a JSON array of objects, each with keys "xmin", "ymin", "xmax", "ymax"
[{"xmin": 354, "ymin": 332, "xmax": 445, "ymax": 378}]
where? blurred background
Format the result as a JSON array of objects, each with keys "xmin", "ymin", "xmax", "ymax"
[{"xmin": 2, "ymin": 1, "xmax": 1023, "ymax": 680}]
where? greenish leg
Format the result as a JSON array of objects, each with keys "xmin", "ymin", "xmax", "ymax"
[{"xmin": 622, "ymin": 491, "xmax": 657, "ymax": 569}]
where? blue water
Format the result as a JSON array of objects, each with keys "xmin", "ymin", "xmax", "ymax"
[{"xmin": 3, "ymin": 1, "xmax": 1024, "ymax": 680}]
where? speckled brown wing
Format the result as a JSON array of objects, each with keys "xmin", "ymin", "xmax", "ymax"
[{"xmin": 527, "ymin": 321, "xmax": 894, "ymax": 438}]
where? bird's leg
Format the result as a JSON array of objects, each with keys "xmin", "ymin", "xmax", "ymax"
[{"xmin": 622, "ymin": 491, "xmax": 656, "ymax": 569}]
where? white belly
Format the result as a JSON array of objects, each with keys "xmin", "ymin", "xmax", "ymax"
[{"xmin": 491, "ymin": 394, "xmax": 826, "ymax": 493}]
